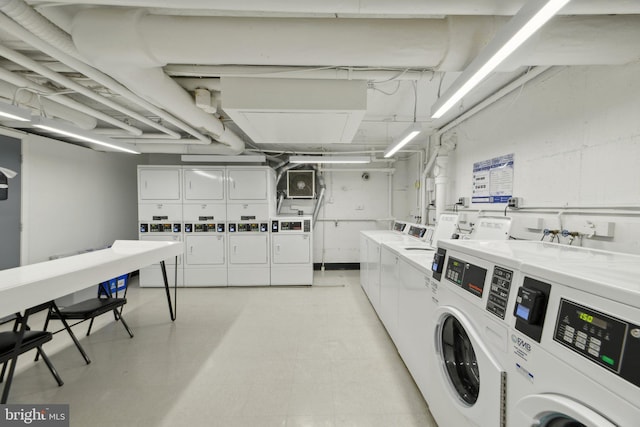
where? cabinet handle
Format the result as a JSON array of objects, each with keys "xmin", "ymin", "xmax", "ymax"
[
  {"xmin": 276, "ymin": 244, "xmax": 281, "ymax": 253},
  {"xmin": 190, "ymin": 246, "xmax": 193, "ymax": 254}
]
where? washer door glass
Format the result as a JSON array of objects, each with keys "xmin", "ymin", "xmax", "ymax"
[
  {"xmin": 441, "ymin": 315, "xmax": 480, "ymax": 405},
  {"xmin": 541, "ymin": 415, "xmax": 586, "ymax": 427}
]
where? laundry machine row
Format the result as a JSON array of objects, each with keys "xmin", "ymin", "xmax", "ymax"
[{"xmin": 428, "ymin": 240, "xmax": 640, "ymax": 427}]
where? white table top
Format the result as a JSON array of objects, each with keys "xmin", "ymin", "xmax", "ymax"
[{"xmin": 0, "ymin": 240, "xmax": 183, "ymax": 319}]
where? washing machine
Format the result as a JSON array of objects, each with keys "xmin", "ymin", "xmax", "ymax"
[
  {"xmin": 138, "ymin": 204, "xmax": 184, "ymax": 288},
  {"xmin": 359, "ymin": 220, "xmax": 412, "ymax": 310},
  {"xmin": 427, "ymin": 239, "xmax": 523, "ymax": 427},
  {"xmin": 506, "ymin": 250, "xmax": 640, "ymax": 427},
  {"xmin": 270, "ymin": 216, "xmax": 313, "ymax": 286},
  {"xmin": 227, "ymin": 220, "xmax": 270, "ymax": 286},
  {"xmin": 183, "ymin": 205, "xmax": 227, "ymax": 287}
]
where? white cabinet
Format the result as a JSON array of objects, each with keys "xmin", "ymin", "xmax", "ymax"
[
  {"xmin": 183, "ymin": 168, "xmax": 225, "ymax": 201},
  {"xmin": 228, "ymin": 234, "xmax": 268, "ymax": 264},
  {"xmin": 185, "ymin": 235, "xmax": 225, "ymax": 265},
  {"xmin": 138, "ymin": 167, "xmax": 181, "ymax": 202},
  {"xmin": 227, "ymin": 168, "xmax": 268, "ymax": 200},
  {"xmin": 379, "ymin": 246, "xmax": 400, "ymax": 342},
  {"xmin": 271, "ymin": 234, "xmax": 311, "ymax": 264}
]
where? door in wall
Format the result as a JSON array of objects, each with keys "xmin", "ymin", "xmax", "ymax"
[{"xmin": 0, "ymin": 135, "xmax": 21, "ymax": 269}]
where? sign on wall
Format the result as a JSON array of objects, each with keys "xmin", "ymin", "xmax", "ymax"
[{"xmin": 472, "ymin": 153, "xmax": 514, "ymax": 204}]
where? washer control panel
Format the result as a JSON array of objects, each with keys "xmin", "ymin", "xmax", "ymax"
[
  {"xmin": 554, "ymin": 298, "xmax": 640, "ymax": 387},
  {"xmin": 445, "ymin": 256, "xmax": 487, "ymax": 298}
]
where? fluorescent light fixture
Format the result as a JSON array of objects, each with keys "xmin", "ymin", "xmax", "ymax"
[
  {"xmin": 181, "ymin": 155, "xmax": 266, "ymax": 163},
  {"xmin": 289, "ymin": 155, "xmax": 371, "ymax": 164},
  {"xmin": 431, "ymin": 0, "xmax": 571, "ymax": 119},
  {"xmin": 32, "ymin": 117, "xmax": 140, "ymax": 154},
  {"xmin": 383, "ymin": 123, "xmax": 422, "ymax": 158},
  {"xmin": 0, "ymin": 102, "xmax": 31, "ymax": 122}
]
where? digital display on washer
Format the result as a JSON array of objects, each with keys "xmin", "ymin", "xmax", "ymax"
[
  {"xmin": 280, "ymin": 221, "xmax": 302, "ymax": 231},
  {"xmin": 407, "ymin": 226, "xmax": 426, "ymax": 238},
  {"xmin": 393, "ymin": 222, "xmax": 406, "ymax": 232},
  {"xmin": 445, "ymin": 257, "xmax": 487, "ymax": 298},
  {"xmin": 486, "ymin": 266, "xmax": 513, "ymax": 320},
  {"xmin": 554, "ymin": 299, "xmax": 633, "ymax": 380}
]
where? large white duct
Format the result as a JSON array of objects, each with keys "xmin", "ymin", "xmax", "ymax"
[
  {"xmin": 29, "ymin": 0, "xmax": 640, "ymax": 17},
  {"xmin": 72, "ymin": 10, "xmax": 640, "ymax": 75}
]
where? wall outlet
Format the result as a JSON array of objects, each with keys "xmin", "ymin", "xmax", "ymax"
[
  {"xmin": 507, "ymin": 197, "xmax": 522, "ymax": 209},
  {"xmin": 457, "ymin": 197, "xmax": 469, "ymax": 208}
]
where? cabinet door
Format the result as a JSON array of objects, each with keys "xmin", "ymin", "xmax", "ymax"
[
  {"xmin": 227, "ymin": 169, "xmax": 267, "ymax": 200},
  {"xmin": 138, "ymin": 168, "xmax": 181, "ymax": 201},
  {"xmin": 228, "ymin": 234, "xmax": 268, "ymax": 264},
  {"xmin": 184, "ymin": 168, "xmax": 225, "ymax": 201},
  {"xmin": 272, "ymin": 234, "xmax": 311, "ymax": 264},
  {"xmin": 185, "ymin": 235, "xmax": 225, "ymax": 265}
]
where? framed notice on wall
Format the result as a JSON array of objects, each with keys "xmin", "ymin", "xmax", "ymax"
[{"xmin": 472, "ymin": 153, "xmax": 514, "ymax": 204}]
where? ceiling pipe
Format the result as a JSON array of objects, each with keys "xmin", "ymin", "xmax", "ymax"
[
  {"xmin": 0, "ymin": 67, "xmax": 131, "ymax": 131},
  {"xmin": 0, "ymin": 82, "xmax": 96, "ymax": 129},
  {"xmin": 0, "ymin": 3, "xmax": 204, "ymax": 141},
  {"xmin": 129, "ymin": 142, "xmax": 245, "ymax": 154},
  {"xmin": 169, "ymin": 67, "xmax": 438, "ymax": 82},
  {"xmin": 0, "ymin": 44, "xmax": 143, "ymax": 135},
  {"xmin": 30, "ymin": 0, "xmax": 640, "ymax": 17}
]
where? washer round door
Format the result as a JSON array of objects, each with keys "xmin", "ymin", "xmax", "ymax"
[
  {"xmin": 516, "ymin": 395, "xmax": 616, "ymax": 427},
  {"xmin": 441, "ymin": 315, "xmax": 480, "ymax": 405}
]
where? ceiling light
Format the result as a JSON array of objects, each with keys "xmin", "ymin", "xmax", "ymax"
[
  {"xmin": 383, "ymin": 123, "xmax": 422, "ymax": 158},
  {"xmin": 32, "ymin": 117, "xmax": 140, "ymax": 154},
  {"xmin": 0, "ymin": 102, "xmax": 31, "ymax": 122},
  {"xmin": 289, "ymin": 155, "xmax": 371, "ymax": 164},
  {"xmin": 431, "ymin": 0, "xmax": 571, "ymax": 119},
  {"xmin": 181, "ymin": 155, "xmax": 266, "ymax": 163}
]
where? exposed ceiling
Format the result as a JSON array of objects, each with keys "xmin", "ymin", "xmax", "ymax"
[{"xmin": 0, "ymin": 0, "xmax": 639, "ymax": 158}]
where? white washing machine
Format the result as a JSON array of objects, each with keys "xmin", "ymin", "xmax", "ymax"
[
  {"xmin": 360, "ymin": 220, "xmax": 413, "ymax": 311},
  {"xmin": 227, "ymin": 220, "xmax": 270, "ymax": 286},
  {"xmin": 138, "ymin": 204, "xmax": 184, "ymax": 288},
  {"xmin": 183, "ymin": 214, "xmax": 227, "ymax": 287},
  {"xmin": 506, "ymin": 251, "xmax": 640, "ymax": 427},
  {"xmin": 427, "ymin": 239, "xmax": 522, "ymax": 427},
  {"xmin": 270, "ymin": 216, "xmax": 313, "ymax": 286}
]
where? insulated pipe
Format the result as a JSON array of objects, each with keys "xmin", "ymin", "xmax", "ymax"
[
  {"xmin": 312, "ymin": 169, "xmax": 326, "ymax": 228},
  {"xmin": 276, "ymin": 193, "xmax": 285, "ymax": 215},
  {"xmin": 72, "ymin": 10, "xmax": 640, "ymax": 72},
  {"xmin": 0, "ymin": 67, "xmax": 131, "ymax": 131},
  {"xmin": 0, "ymin": 81, "xmax": 97, "ymax": 129},
  {"xmin": 0, "ymin": 6, "xmax": 196, "ymax": 140},
  {"xmin": 434, "ymin": 156, "xmax": 449, "ymax": 223},
  {"xmin": 129, "ymin": 142, "xmax": 243, "ymax": 155},
  {"xmin": 0, "ymin": 44, "xmax": 142, "ymax": 135},
  {"xmin": 168, "ymin": 66, "xmax": 438, "ymax": 82},
  {"xmin": 26, "ymin": 0, "xmax": 640, "ymax": 16}
]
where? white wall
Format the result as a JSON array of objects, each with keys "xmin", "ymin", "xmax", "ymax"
[
  {"xmin": 21, "ymin": 134, "xmax": 139, "ymax": 264},
  {"xmin": 437, "ymin": 63, "xmax": 640, "ymax": 254}
]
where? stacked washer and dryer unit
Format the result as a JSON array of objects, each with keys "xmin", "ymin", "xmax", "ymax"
[
  {"xmin": 429, "ymin": 240, "xmax": 640, "ymax": 427},
  {"xmin": 138, "ymin": 165, "xmax": 314, "ymax": 287}
]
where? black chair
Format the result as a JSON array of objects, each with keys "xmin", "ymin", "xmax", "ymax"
[
  {"xmin": 0, "ymin": 303, "xmax": 64, "ymax": 403},
  {"xmin": 42, "ymin": 274, "xmax": 134, "ymax": 361}
]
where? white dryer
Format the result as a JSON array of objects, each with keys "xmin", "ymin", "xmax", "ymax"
[
  {"xmin": 270, "ymin": 216, "xmax": 313, "ymax": 286},
  {"xmin": 506, "ymin": 250, "xmax": 640, "ymax": 427},
  {"xmin": 427, "ymin": 240, "xmax": 522, "ymax": 427},
  {"xmin": 227, "ymin": 221, "xmax": 270, "ymax": 286}
]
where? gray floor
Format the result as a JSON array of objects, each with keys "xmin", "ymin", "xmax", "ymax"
[{"xmin": 7, "ymin": 270, "xmax": 437, "ymax": 427}]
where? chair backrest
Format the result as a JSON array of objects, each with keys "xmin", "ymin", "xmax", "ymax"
[{"xmin": 98, "ymin": 273, "xmax": 130, "ymax": 298}]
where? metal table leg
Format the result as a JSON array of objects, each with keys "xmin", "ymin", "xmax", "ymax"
[{"xmin": 160, "ymin": 257, "xmax": 177, "ymax": 321}]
